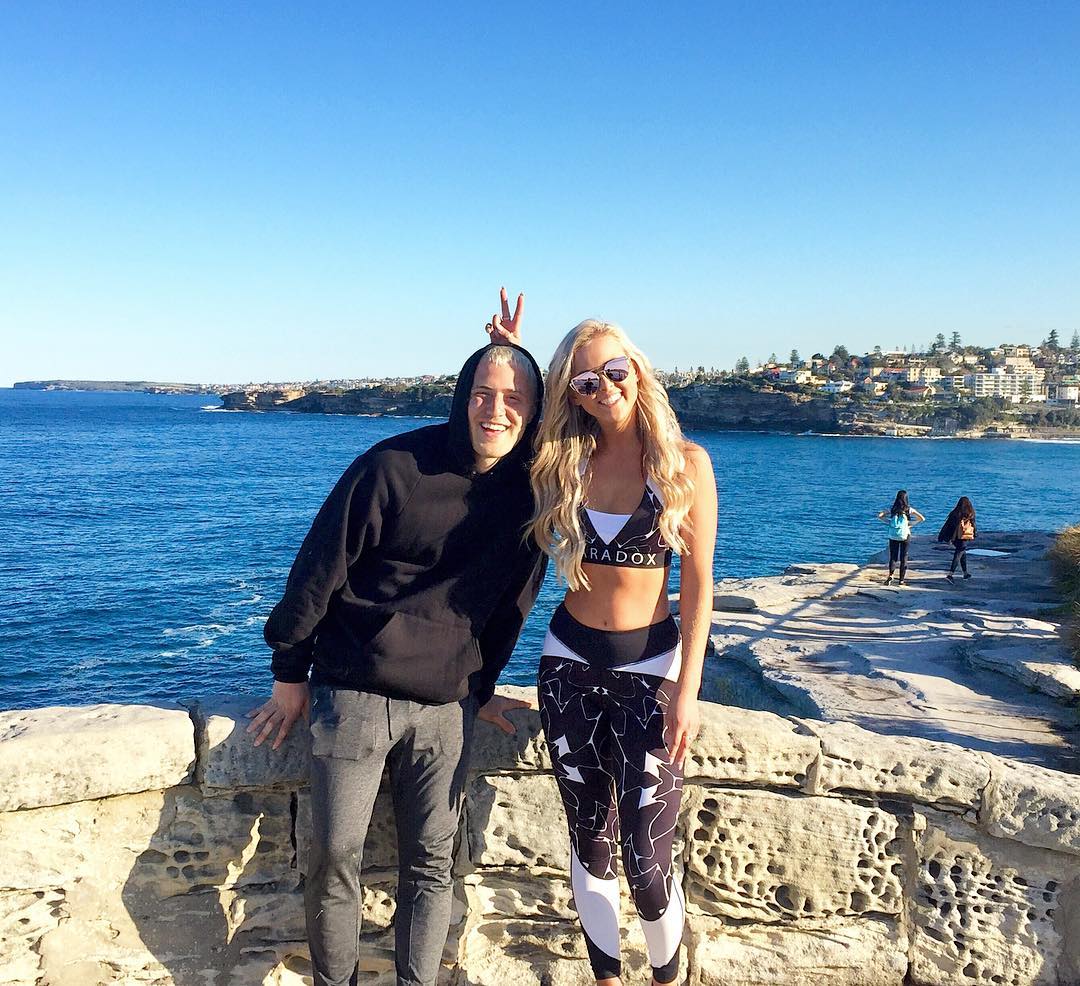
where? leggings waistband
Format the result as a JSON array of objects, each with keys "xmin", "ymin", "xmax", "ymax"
[{"xmin": 547, "ymin": 604, "xmax": 679, "ymax": 670}]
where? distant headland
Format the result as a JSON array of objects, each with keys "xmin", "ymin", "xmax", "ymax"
[{"xmin": 13, "ymin": 380, "xmax": 218, "ymax": 395}]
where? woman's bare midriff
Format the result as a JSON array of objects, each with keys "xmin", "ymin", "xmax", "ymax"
[{"xmin": 563, "ymin": 563, "xmax": 671, "ymax": 630}]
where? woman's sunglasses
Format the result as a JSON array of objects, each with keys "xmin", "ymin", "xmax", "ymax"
[{"xmin": 568, "ymin": 356, "xmax": 632, "ymax": 397}]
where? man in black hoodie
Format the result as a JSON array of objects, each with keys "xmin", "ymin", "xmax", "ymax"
[{"xmin": 248, "ymin": 313, "xmax": 545, "ymax": 986}]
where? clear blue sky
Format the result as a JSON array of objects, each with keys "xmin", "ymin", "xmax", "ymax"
[{"xmin": 2, "ymin": 2, "xmax": 1078, "ymax": 386}]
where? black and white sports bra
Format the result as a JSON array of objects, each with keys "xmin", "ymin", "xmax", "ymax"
[{"xmin": 580, "ymin": 478, "xmax": 671, "ymax": 569}]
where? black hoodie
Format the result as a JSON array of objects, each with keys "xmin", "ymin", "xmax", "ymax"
[{"xmin": 264, "ymin": 343, "xmax": 546, "ymax": 705}]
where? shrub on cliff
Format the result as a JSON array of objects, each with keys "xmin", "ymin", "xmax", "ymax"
[{"xmin": 1047, "ymin": 525, "xmax": 1080, "ymax": 663}]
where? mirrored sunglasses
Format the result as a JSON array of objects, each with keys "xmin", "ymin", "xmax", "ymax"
[{"xmin": 568, "ymin": 356, "xmax": 631, "ymax": 397}]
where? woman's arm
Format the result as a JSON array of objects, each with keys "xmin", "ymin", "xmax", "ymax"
[
  {"xmin": 668, "ymin": 444, "xmax": 718, "ymax": 768},
  {"xmin": 911, "ymin": 509, "xmax": 927, "ymax": 524}
]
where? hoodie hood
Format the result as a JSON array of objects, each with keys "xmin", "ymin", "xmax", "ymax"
[{"xmin": 447, "ymin": 342, "xmax": 544, "ymax": 476}]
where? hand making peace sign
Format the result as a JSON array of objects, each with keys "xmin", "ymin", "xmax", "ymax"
[{"xmin": 485, "ymin": 286, "xmax": 524, "ymax": 346}]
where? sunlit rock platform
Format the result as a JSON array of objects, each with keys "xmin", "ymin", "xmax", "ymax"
[
  {"xmin": 2, "ymin": 534, "xmax": 1079, "ymax": 984},
  {"xmin": 702, "ymin": 531, "xmax": 1080, "ymax": 772}
]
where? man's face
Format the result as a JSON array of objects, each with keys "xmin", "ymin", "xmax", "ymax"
[{"xmin": 467, "ymin": 359, "xmax": 535, "ymax": 473}]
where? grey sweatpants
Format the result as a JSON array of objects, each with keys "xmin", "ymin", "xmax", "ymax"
[{"xmin": 306, "ymin": 685, "xmax": 476, "ymax": 986}]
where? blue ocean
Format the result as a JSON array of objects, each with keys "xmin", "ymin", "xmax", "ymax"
[{"xmin": 2, "ymin": 389, "xmax": 1078, "ymax": 711}]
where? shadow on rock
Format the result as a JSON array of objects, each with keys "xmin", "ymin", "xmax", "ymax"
[{"xmin": 120, "ymin": 697, "xmax": 309, "ymax": 985}]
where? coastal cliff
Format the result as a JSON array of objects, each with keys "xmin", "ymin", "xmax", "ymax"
[
  {"xmin": 220, "ymin": 384, "xmax": 453, "ymax": 416},
  {"xmin": 2, "ymin": 543, "xmax": 1079, "ymax": 985},
  {"xmin": 667, "ymin": 382, "xmax": 839, "ymax": 432}
]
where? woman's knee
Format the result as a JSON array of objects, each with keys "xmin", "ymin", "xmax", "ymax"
[
  {"xmin": 628, "ymin": 875, "xmax": 673, "ymax": 922},
  {"xmin": 574, "ymin": 836, "xmax": 618, "ymax": 878}
]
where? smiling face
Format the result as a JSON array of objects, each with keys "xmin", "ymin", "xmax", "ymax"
[
  {"xmin": 467, "ymin": 357, "xmax": 535, "ymax": 473},
  {"xmin": 569, "ymin": 332, "xmax": 639, "ymax": 429}
]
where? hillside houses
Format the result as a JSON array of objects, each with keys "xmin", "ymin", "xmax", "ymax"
[{"xmin": 733, "ymin": 337, "xmax": 1080, "ymax": 409}]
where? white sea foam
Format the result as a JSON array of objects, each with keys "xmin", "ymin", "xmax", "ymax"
[
  {"xmin": 1017, "ymin": 437, "xmax": 1080, "ymax": 445},
  {"xmin": 227, "ymin": 594, "xmax": 263, "ymax": 606},
  {"xmin": 162, "ymin": 623, "xmax": 234, "ymax": 637},
  {"xmin": 72, "ymin": 658, "xmax": 105, "ymax": 671}
]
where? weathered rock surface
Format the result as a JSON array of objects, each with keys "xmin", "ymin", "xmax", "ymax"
[
  {"xmin": 687, "ymin": 704, "xmax": 818, "ymax": 788},
  {"xmin": 910, "ymin": 809, "xmax": 1080, "ymax": 986},
  {"xmin": 184, "ymin": 696, "xmax": 311, "ymax": 789},
  {"xmin": 0, "ymin": 787, "xmax": 295, "ymax": 897},
  {"xmin": 466, "ymin": 774, "xmax": 568, "ymax": 869},
  {"xmin": 981, "ymin": 754, "xmax": 1080, "ymax": 856},
  {"xmin": 0, "ymin": 704, "xmax": 195, "ymax": 810},
  {"xmin": 962, "ymin": 638, "xmax": 1080, "ymax": 701},
  {"xmin": 688, "ymin": 915, "xmax": 909, "ymax": 985},
  {"xmin": 683, "ymin": 787, "xmax": 904, "ymax": 922},
  {"xmin": 797, "ymin": 718, "xmax": 991, "ymax": 808}
]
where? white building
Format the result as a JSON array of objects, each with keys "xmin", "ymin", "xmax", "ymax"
[
  {"xmin": 819, "ymin": 380, "xmax": 854, "ymax": 394},
  {"xmin": 1048, "ymin": 383, "xmax": 1080, "ymax": 405},
  {"xmin": 971, "ymin": 368, "xmax": 1047, "ymax": 402}
]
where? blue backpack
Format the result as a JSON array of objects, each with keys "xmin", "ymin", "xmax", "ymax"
[{"xmin": 888, "ymin": 512, "xmax": 910, "ymax": 541}]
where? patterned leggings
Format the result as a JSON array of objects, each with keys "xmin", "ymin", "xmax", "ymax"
[{"xmin": 538, "ymin": 616, "xmax": 686, "ymax": 983}]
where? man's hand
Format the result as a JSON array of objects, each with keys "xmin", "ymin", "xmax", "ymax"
[
  {"xmin": 485, "ymin": 286, "xmax": 524, "ymax": 346},
  {"xmin": 476, "ymin": 693, "xmax": 532, "ymax": 735},
  {"xmin": 246, "ymin": 680, "xmax": 310, "ymax": 750}
]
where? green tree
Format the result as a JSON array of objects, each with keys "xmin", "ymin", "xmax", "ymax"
[
  {"xmin": 950, "ymin": 331, "xmax": 962, "ymax": 350},
  {"xmin": 832, "ymin": 345, "xmax": 849, "ymax": 362},
  {"xmin": 789, "ymin": 349, "xmax": 800, "ymax": 366},
  {"xmin": 1046, "ymin": 329, "xmax": 1061, "ymax": 350},
  {"xmin": 1071, "ymin": 331, "xmax": 1080, "ymax": 354},
  {"xmin": 933, "ymin": 332, "xmax": 946, "ymax": 353},
  {"xmin": 768, "ymin": 353, "xmax": 777, "ymax": 365},
  {"xmin": 735, "ymin": 357, "xmax": 750, "ymax": 374}
]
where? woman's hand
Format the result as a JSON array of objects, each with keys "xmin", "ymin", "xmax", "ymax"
[
  {"xmin": 665, "ymin": 683, "xmax": 700, "ymax": 770},
  {"xmin": 485, "ymin": 286, "xmax": 524, "ymax": 346},
  {"xmin": 477, "ymin": 693, "xmax": 533, "ymax": 735}
]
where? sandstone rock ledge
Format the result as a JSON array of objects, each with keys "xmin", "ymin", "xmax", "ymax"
[
  {"xmin": 2, "ymin": 688, "xmax": 1080, "ymax": 985},
  {"xmin": 700, "ymin": 532, "xmax": 1080, "ymax": 773}
]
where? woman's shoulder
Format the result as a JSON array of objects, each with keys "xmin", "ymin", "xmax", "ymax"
[{"xmin": 682, "ymin": 441, "xmax": 712, "ymax": 468}]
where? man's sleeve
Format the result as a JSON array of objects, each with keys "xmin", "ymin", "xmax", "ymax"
[
  {"xmin": 264, "ymin": 451, "xmax": 394, "ymax": 683},
  {"xmin": 470, "ymin": 551, "xmax": 548, "ymax": 706}
]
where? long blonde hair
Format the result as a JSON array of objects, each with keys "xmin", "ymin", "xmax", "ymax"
[{"xmin": 530, "ymin": 320, "xmax": 695, "ymax": 590}]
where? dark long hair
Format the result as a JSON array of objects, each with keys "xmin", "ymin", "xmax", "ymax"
[
  {"xmin": 954, "ymin": 496, "xmax": 976, "ymax": 522},
  {"xmin": 890, "ymin": 490, "xmax": 910, "ymax": 518}
]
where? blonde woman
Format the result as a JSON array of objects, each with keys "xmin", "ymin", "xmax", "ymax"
[{"xmin": 520, "ymin": 319, "xmax": 717, "ymax": 986}]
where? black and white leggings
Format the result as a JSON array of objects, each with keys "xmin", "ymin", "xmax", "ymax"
[{"xmin": 537, "ymin": 604, "xmax": 685, "ymax": 983}]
